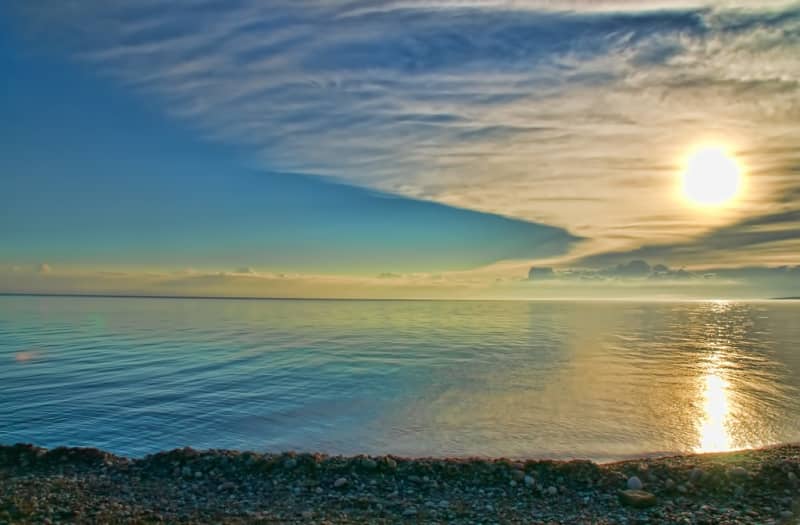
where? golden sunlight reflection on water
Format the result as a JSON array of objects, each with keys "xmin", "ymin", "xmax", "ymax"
[
  {"xmin": 693, "ymin": 301, "xmax": 759, "ymax": 454},
  {"xmin": 696, "ymin": 368, "xmax": 732, "ymax": 453}
]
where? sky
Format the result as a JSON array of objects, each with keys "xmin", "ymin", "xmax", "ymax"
[{"xmin": 2, "ymin": 0, "xmax": 799, "ymax": 299}]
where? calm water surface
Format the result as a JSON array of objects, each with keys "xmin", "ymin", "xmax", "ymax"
[{"xmin": 1, "ymin": 296, "xmax": 799, "ymax": 461}]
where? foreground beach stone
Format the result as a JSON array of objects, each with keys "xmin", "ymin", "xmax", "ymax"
[
  {"xmin": 1, "ymin": 443, "xmax": 799, "ymax": 523},
  {"xmin": 618, "ymin": 489, "xmax": 656, "ymax": 508}
]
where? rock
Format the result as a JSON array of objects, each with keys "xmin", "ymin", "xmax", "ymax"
[
  {"xmin": 194, "ymin": 470, "xmax": 203, "ymax": 479},
  {"xmin": 524, "ymin": 475, "xmax": 535, "ymax": 487},
  {"xmin": 677, "ymin": 484, "xmax": 688, "ymax": 494},
  {"xmin": 361, "ymin": 458, "xmax": 377, "ymax": 470},
  {"xmin": 301, "ymin": 510, "xmax": 313, "ymax": 519},
  {"xmin": 690, "ymin": 467, "xmax": 704, "ymax": 482},
  {"xmin": 546, "ymin": 486, "xmax": 558, "ymax": 496},
  {"xmin": 729, "ymin": 466, "xmax": 748, "ymax": 480},
  {"xmin": 664, "ymin": 478, "xmax": 676, "ymax": 491},
  {"xmin": 627, "ymin": 476, "xmax": 643, "ymax": 490},
  {"xmin": 403, "ymin": 506, "xmax": 417, "ymax": 516},
  {"xmin": 619, "ymin": 489, "xmax": 657, "ymax": 508},
  {"xmin": 385, "ymin": 457, "xmax": 397, "ymax": 470},
  {"xmin": 217, "ymin": 481, "xmax": 236, "ymax": 491},
  {"xmin": 780, "ymin": 510, "xmax": 794, "ymax": 520},
  {"xmin": 333, "ymin": 477, "xmax": 348, "ymax": 489},
  {"xmin": 511, "ymin": 469, "xmax": 525, "ymax": 481},
  {"xmin": 283, "ymin": 457, "xmax": 297, "ymax": 469}
]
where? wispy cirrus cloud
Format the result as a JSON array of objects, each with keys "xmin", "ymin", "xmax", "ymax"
[{"xmin": 8, "ymin": 0, "xmax": 800, "ymax": 268}]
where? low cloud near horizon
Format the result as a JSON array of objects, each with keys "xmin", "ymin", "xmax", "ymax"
[{"xmin": 3, "ymin": 260, "xmax": 797, "ymax": 300}]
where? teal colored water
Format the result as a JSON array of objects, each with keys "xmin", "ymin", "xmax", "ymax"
[{"xmin": 1, "ymin": 296, "xmax": 799, "ymax": 461}]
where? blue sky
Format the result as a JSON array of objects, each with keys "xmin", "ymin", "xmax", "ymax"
[
  {"xmin": 2, "ymin": 1, "xmax": 799, "ymax": 298},
  {"xmin": 1, "ymin": 17, "xmax": 576, "ymax": 275}
]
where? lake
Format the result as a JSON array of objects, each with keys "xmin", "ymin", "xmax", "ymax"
[{"xmin": 2, "ymin": 296, "xmax": 799, "ymax": 461}]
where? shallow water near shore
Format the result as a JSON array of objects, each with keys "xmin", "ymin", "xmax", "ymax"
[{"xmin": 1, "ymin": 296, "xmax": 799, "ymax": 461}]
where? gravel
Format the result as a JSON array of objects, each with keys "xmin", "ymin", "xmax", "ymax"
[{"xmin": 1, "ymin": 443, "xmax": 799, "ymax": 523}]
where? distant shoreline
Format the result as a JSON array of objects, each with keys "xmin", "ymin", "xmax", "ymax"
[
  {"xmin": 1, "ymin": 443, "xmax": 798, "ymax": 523},
  {"xmin": 0, "ymin": 292, "xmax": 793, "ymax": 303}
]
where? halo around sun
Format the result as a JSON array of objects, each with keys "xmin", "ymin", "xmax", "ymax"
[{"xmin": 681, "ymin": 145, "xmax": 742, "ymax": 207}]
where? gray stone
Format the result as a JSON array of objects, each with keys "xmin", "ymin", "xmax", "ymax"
[
  {"xmin": 333, "ymin": 477, "xmax": 348, "ymax": 489},
  {"xmin": 403, "ymin": 507, "xmax": 417, "ymax": 516},
  {"xmin": 524, "ymin": 475, "xmax": 535, "ymax": 487},
  {"xmin": 627, "ymin": 476, "xmax": 643, "ymax": 490},
  {"xmin": 217, "ymin": 481, "xmax": 236, "ymax": 491}
]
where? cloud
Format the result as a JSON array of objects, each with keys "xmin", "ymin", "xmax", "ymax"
[
  {"xmin": 525, "ymin": 257, "xmax": 800, "ymax": 298},
  {"xmin": 7, "ymin": 1, "xmax": 800, "ymax": 268},
  {"xmin": 577, "ymin": 207, "xmax": 800, "ymax": 268},
  {"xmin": 2, "ymin": 258, "xmax": 796, "ymax": 300}
]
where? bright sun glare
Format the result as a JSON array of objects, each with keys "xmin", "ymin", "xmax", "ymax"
[{"xmin": 682, "ymin": 146, "xmax": 742, "ymax": 207}]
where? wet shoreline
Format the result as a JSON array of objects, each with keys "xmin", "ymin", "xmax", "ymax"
[{"xmin": 1, "ymin": 443, "xmax": 799, "ymax": 523}]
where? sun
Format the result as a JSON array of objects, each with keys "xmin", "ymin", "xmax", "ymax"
[{"xmin": 681, "ymin": 146, "xmax": 742, "ymax": 207}]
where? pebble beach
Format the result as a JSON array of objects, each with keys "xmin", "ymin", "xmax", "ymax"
[{"xmin": 1, "ymin": 443, "xmax": 799, "ymax": 524}]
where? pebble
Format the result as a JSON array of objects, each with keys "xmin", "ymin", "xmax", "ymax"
[
  {"xmin": 524, "ymin": 475, "xmax": 536, "ymax": 487},
  {"xmin": 729, "ymin": 466, "xmax": 748, "ymax": 480},
  {"xmin": 664, "ymin": 478, "xmax": 676, "ymax": 491},
  {"xmin": 689, "ymin": 467, "xmax": 704, "ymax": 482},
  {"xmin": 546, "ymin": 486, "xmax": 558, "ymax": 496},
  {"xmin": 361, "ymin": 458, "xmax": 377, "ymax": 470},
  {"xmin": 333, "ymin": 477, "xmax": 348, "ymax": 488},
  {"xmin": 780, "ymin": 510, "xmax": 794, "ymax": 520},
  {"xmin": 619, "ymin": 489, "xmax": 657, "ymax": 508},
  {"xmin": 627, "ymin": 476, "xmax": 643, "ymax": 490}
]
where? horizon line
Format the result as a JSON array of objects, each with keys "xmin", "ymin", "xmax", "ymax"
[{"xmin": 0, "ymin": 292, "xmax": 792, "ymax": 303}]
